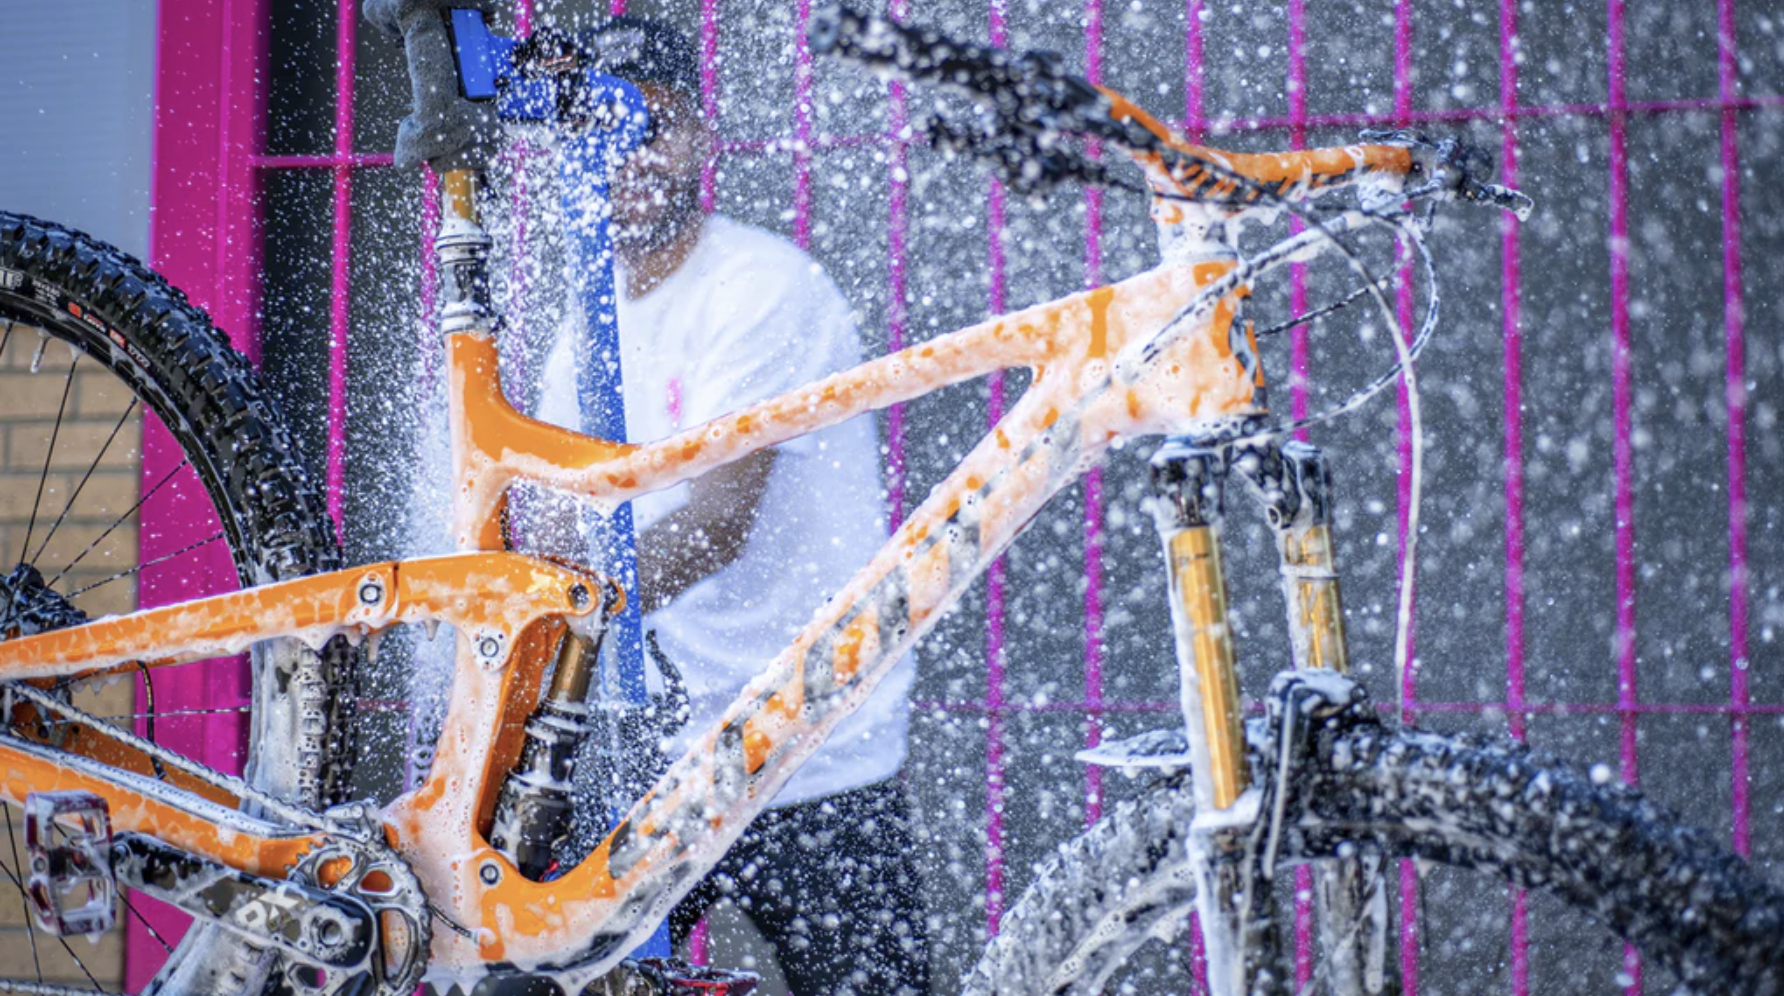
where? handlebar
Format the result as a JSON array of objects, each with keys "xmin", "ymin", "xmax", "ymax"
[{"xmin": 810, "ymin": 3, "xmax": 1531, "ymax": 221}]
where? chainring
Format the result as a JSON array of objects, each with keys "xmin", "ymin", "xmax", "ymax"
[{"xmin": 289, "ymin": 819, "xmax": 432, "ymax": 996}]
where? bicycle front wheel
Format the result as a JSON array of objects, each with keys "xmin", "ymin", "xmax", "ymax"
[
  {"xmin": 0, "ymin": 211, "xmax": 354, "ymax": 994},
  {"xmin": 964, "ymin": 719, "xmax": 1784, "ymax": 996}
]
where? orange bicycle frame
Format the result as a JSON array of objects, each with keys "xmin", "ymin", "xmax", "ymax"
[{"xmin": 0, "ymin": 124, "xmax": 1413, "ymax": 981}]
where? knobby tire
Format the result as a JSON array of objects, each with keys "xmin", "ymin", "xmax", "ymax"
[
  {"xmin": 965, "ymin": 718, "xmax": 1784, "ymax": 996},
  {"xmin": 0, "ymin": 211, "xmax": 354, "ymax": 996}
]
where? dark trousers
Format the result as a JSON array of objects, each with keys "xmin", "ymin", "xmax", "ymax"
[{"xmin": 669, "ymin": 779, "xmax": 929, "ymax": 996}]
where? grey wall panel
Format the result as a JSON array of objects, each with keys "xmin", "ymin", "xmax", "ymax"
[{"xmin": 0, "ymin": 0, "xmax": 156, "ymax": 258}]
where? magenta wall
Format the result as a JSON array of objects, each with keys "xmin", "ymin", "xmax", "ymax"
[{"xmin": 135, "ymin": 0, "xmax": 268, "ymax": 985}]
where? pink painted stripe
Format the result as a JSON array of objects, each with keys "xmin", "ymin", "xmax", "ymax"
[
  {"xmin": 1285, "ymin": 3, "xmax": 1313, "ymax": 980},
  {"xmin": 1082, "ymin": 466, "xmax": 1106, "ymax": 824},
  {"xmin": 1510, "ymin": 889, "xmax": 1529, "ymax": 991},
  {"xmin": 1182, "ymin": 9, "xmax": 1207, "ymax": 991},
  {"xmin": 247, "ymin": 95, "xmax": 1784, "ymax": 176},
  {"xmin": 1500, "ymin": 0, "xmax": 1530, "ymax": 991},
  {"xmin": 404, "ymin": 165, "xmax": 442, "ymax": 796},
  {"xmin": 1500, "ymin": 14, "xmax": 1526, "ymax": 744},
  {"xmin": 140, "ymin": 0, "xmax": 269, "ymax": 980},
  {"xmin": 689, "ymin": 918, "xmax": 709, "ymax": 965},
  {"xmin": 716, "ymin": 132, "xmax": 883, "ymax": 156},
  {"xmin": 1717, "ymin": 0, "xmax": 1751, "ymax": 860},
  {"xmin": 982, "ymin": 66, "xmax": 1010, "ymax": 930},
  {"xmin": 253, "ymin": 152, "xmax": 394, "ymax": 169},
  {"xmin": 1081, "ymin": 0, "xmax": 1107, "ymax": 830},
  {"xmin": 1392, "ymin": 0, "xmax": 1418, "ymax": 719},
  {"xmin": 1286, "ymin": 0, "xmax": 1307, "ymax": 145},
  {"xmin": 324, "ymin": 0, "xmax": 357, "ymax": 541},
  {"xmin": 1285, "ymin": 0, "xmax": 1309, "ymax": 426},
  {"xmin": 1195, "ymin": 93, "xmax": 1784, "ymax": 135},
  {"xmin": 699, "ymin": 0, "xmax": 720, "ymax": 212},
  {"xmin": 791, "ymin": 0, "xmax": 815, "ymax": 249},
  {"xmin": 417, "ymin": 169, "xmax": 442, "ymax": 389},
  {"xmin": 212, "ymin": 0, "xmax": 262, "ymax": 367},
  {"xmin": 1607, "ymin": 0, "xmax": 1638, "ymax": 786},
  {"xmin": 502, "ymin": 1, "xmax": 541, "ymax": 448},
  {"xmin": 1293, "ymin": 866, "xmax": 1314, "ymax": 990},
  {"xmin": 503, "ymin": 148, "xmax": 535, "ymax": 393},
  {"xmin": 915, "ymin": 698, "xmax": 1784, "ymax": 718},
  {"xmin": 1184, "ymin": 0, "xmax": 1205, "ymax": 140},
  {"xmin": 1607, "ymin": 1, "xmax": 1642, "ymax": 991}
]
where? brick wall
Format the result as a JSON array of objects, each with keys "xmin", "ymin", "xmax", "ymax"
[{"xmin": 0, "ymin": 322, "xmax": 138, "ymax": 986}]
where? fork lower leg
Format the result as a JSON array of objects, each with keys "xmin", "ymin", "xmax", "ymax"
[{"xmin": 1150, "ymin": 439, "xmax": 1249, "ymax": 813}]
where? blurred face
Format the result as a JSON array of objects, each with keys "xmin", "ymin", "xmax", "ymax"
[{"xmin": 612, "ymin": 84, "xmax": 710, "ymax": 249}]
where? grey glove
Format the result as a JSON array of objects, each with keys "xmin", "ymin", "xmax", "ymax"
[{"xmin": 363, "ymin": 0, "xmax": 499, "ymax": 170}]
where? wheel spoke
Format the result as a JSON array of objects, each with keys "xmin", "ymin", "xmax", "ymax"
[
  {"xmin": 1, "ymin": 809, "xmax": 46, "ymax": 983},
  {"xmin": 49, "ymin": 456, "xmax": 189, "ymax": 584},
  {"xmin": 30, "ymin": 399, "xmax": 139, "ymax": 566},
  {"xmin": 62, "ymin": 532, "xmax": 223, "ymax": 599},
  {"xmin": 19, "ymin": 352, "xmax": 83, "ymax": 569}
]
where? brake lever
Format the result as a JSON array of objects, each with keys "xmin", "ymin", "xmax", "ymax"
[
  {"xmin": 1359, "ymin": 128, "xmax": 1534, "ymax": 221},
  {"xmin": 1462, "ymin": 181, "xmax": 1535, "ymax": 221}
]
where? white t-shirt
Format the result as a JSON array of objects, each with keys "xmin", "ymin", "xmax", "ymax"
[{"xmin": 535, "ymin": 215, "xmax": 912, "ymax": 806}]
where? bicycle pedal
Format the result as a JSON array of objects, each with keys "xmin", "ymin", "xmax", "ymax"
[
  {"xmin": 639, "ymin": 958, "xmax": 759, "ymax": 996},
  {"xmin": 23, "ymin": 790, "xmax": 117, "ymax": 937}
]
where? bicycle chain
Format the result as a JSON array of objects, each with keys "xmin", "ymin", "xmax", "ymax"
[{"xmin": 0, "ymin": 679, "xmax": 327, "ymax": 832}]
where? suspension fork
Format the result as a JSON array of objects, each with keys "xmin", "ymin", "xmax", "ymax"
[
  {"xmin": 1150, "ymin": 440, "xmax": 1248, "ymax": 813},
  {"xmin": 1149, "ymin": 438, "xmax": 1288, "ymax": 996},
  {"xmin": 1230, "ymin": 440, "xmax": 1349, "ymax": 674},
  {"xmin": 1231, "ymin": 440, "xmax": 1393, "ymax": 996}
]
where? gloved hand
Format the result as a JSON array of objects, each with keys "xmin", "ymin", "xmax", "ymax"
[{"xmin": 363, "ymin": 0, "xmax": 499, "ymax": 170}]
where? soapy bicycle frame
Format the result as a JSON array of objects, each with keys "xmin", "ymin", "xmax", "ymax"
[{"xmin": 0, "ymin": 112, "xmax": 1415, "ymax": 979}]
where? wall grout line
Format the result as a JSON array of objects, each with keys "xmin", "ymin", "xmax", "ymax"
[
  {"xmin": 982, "ymin": 1, "xmax": 1010, "ymax": 940},
  {"xmin": 1499, "ymin": 0, "xmax": 1529, "ymax": 988}
]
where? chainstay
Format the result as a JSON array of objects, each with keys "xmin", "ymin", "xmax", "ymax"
[{"xmin": 3, "ymin": 680, "xmax": 327, "ymax": 833}]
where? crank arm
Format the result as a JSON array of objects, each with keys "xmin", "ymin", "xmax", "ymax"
[{"xmin": 113, "ymin": 833, "xmax": 376, "ymax": 979}]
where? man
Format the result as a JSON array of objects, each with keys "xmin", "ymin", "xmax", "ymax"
[{"xmin": 530, "ymin": 17, "xmax": 927, "ymax": 996}]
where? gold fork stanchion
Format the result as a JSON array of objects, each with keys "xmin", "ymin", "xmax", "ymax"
[{"xmin": 1148, "ymin": 441, "xmax": 1249, "ymax": 812}]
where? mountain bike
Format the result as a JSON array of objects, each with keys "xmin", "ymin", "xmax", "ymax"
[{"xmin": 0, "ymin": 3, "xmax": 1778, "ymax": 995}]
